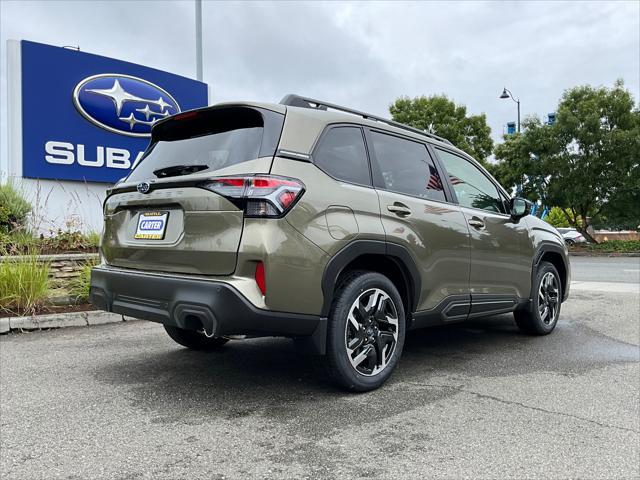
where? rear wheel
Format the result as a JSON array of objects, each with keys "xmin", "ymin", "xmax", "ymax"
[
  {"xmin": 324, "ymin": 271, "xmax": 406, "ymax": 392},
  {"xmin": 515, "ymin": 261, "xmax": 562, "ymax": 335},
  {"xmin": 163, "ymin": 325, "xmax": 229, "ymax": 351}
]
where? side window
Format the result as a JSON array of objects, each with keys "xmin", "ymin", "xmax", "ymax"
[
  {"xmin": 313, "ymin": 127, "xmax": 370, "ymax": 185},
  {"xmin": 436, "ymin": 149, "xmax": 505, "ymax": 213},
  {"xmin": 370, "ymin": 131, "xmax": 446, "ymax": 202}
]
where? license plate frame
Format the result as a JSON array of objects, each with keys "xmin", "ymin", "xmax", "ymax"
[{"xmin": 134, "ymin": 211, "xmax": 169, "ymax": 240}]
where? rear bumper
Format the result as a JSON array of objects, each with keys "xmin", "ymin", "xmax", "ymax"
[{"xmin": 89, "ymin": 266, "xmax": 326, "ymax": 352}]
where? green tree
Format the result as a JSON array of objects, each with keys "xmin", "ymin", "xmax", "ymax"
[
  {"xmin": 492, "ymin": 80, "xmax": 640, "ymax": 242},
  {"xmin": 390, "ymin": 95, "xmax": 494, "ymax": 164},
  {"xmin": 544, "ymin": 207, "xmax": 572, "ymax": 228}
]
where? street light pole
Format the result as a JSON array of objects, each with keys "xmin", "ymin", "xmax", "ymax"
[
  {"xmin": 195, "ymin": 0, "xmax": 203, "ymax": 81},
  {"xmin": 500, "ymin": 87, "xmax": 520, "ymax": 133}
]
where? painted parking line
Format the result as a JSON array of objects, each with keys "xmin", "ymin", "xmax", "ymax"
[{"xmin": 571, "ymin": 281, "xmax": 639, "ymax": 294}]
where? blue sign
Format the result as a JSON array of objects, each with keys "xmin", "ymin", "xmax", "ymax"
[
  {"xmin": 21, "ymin": 40, "xmax": 208, "ymax": 183},
  {"xmin": 506, "ymin": 122, "xmax": 516, "ymax": 135}
]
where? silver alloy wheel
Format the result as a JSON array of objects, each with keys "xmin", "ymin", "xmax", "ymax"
[
  {"xmin": 538, "ymin": 271, "xmax": 560, "ymax": 325},
  {"xmin": 345, "ymin": 288, "xmax": 399, "ymax": 376}
]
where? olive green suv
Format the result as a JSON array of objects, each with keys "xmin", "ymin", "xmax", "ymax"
[{"xmin": 90, "ymin": 94, "xmax": 570, "ymax": 391}]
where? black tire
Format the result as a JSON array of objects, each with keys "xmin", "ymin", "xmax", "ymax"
[
  {"xmin": 515, "ymin": 261, "xmax": 562, "ymax": 335},
  {"xmin": 323, "ymin": 270, "xmax": 406, "ymax": 392},
  {"xmin": 163, "ymin": 325, "xmax": 229, "ymax": 351}
]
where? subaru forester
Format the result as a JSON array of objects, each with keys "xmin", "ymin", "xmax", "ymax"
[{"xmin": 90, "ymin": 94, "xmax": 570, "ymax": 391}]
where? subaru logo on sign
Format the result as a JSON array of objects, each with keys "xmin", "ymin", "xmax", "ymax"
[
  {"xmin": 73, "ymin": 74, "xmax": 181, "ymax": 137},
  {"xmin": 137, "ymin": 182, "xmax": 151, "ymax": 194}
]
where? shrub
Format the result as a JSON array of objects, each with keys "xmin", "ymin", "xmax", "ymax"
[
  {"xmin": 580, "ymin": 240, "xmax": 640, "ymax": 253},
  {"xmin": 0, "ymin": 256, "xmax": 50, "ymax": 315},
  {"xmin": 544, "ymin": 207, "xmax": 572, "ymax": 228},
  {"xmin": 40, "ymin": 229, "xmax": 100, "ymax": 253},
  {"xmin": 0, "ymin": 230, "xmax": 37, "ymax": 256},
  {"xmin": 0, "ymin": 183, "xmax": 31, "ymax": 233},
  {"xmin": 68, "ymin": 261, "xmax": 97, "ymax": 302},
  {"xmin": 86, "ymin": 231, "xmax": 101, "ymax": 249}
]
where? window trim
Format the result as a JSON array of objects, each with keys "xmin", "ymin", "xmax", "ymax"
[
  {"xmin": 364, "ymin": 127, "xmax": 453, "ymax": 205},
  {"xmin": 310, "ymin": 123, "xmax": 374, "ymax": 188},
  {"xmin": 434, "ymin": 146, "xmax": 512, "ymax": 216}
]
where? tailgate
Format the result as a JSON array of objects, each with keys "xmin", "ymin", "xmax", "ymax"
[{"xmin": 102, "ymin": 186, "xmax": 242, "ymax": 275}]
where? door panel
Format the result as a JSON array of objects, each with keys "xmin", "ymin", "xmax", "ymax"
[
  {"xmin": 435, "ymin": 147, "xmax": 533, "ymax": 302},
  {"xmin": 365, "ymin": 130, "xmax": 470, "ymax": 313},
  {"xmin": 461, "ymin": 208, "xmax": 532, "ymax": 299},
  {"xmin": 378, "ymin": 190, "xmax": 471, "ymax": 311}
]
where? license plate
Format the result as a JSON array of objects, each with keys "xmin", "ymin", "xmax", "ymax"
[{"xmin": 134, "ymin": 211, "xmax": 169, "ymax": 240}]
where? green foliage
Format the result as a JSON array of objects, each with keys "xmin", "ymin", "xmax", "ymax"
[
  {"xmin": 68, "ymin": 261, "xmax": 97, "ymax": 302},
  {"xmin": 492, "ymin": 80, "xmax": 640, "ymax": 241},
  {"xmin": 0, "ymin": 229, "xmax": 100, "ymax": 255},
  {"xmin": 390, "ymin": 95, "xmax": 494, "ymax": 164},
  {"xmin": 0, "ymin": 256, "xmax": 50, "ymax": 315},
  {"xmin": 40, "ymin": 230, "xmax": 99, "ymax": 253},
  {"xmin": 86, "ymin": 231, "xmax": 101, "ymax": 248},
  {"xmin": 0, "ymin": 230, "xmax": 37, "ymax": 256},
  {"xmin": 573, "ymin": 240, "xmax": 640, "ymax": 253},
  {"xmin": 0, "ymin": 183, "xmax": 31, "ymax": 234},
  {"xmin": 544, "ymin": 207, "xmax": 572, "ymax": 228}
]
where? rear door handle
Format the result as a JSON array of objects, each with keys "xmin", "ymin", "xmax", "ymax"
[
  {"xmin": 387, "ymin": 204, "xmax": 412, "ymax": 216},
  {"xmin": 468, "ymin": 218, "xmax": 485, "ymax": 229}
]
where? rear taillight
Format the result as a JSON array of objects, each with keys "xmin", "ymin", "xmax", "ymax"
[{"xmin": 201, "ymin": 175, "xmax": 305, "ymax": 218}]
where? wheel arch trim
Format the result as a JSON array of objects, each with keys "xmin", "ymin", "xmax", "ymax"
[
  {"xmin": 320, "ymin": 240, "xmax": 421, "ymax": 317},
  {"xmin": 532, "ymin": 242, "xmax": 570, "ymax": 302}
]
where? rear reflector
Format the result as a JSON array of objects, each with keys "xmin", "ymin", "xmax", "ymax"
[
  {"xmin": 200, "ymin": 175, "xmax": 305, "ymax": 218},
  {"xmin": 255, "ymin": 262, "xmax": 266, "ymax": 295}
]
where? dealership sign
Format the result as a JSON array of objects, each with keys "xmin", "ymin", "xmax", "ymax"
[{"xmin": 19, "ymin": 40, "xmax": 208, "ymax": 183}]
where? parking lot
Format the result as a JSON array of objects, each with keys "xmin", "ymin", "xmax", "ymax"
[{"xmin": 1, "ymin": 256, "xmax": 639, "ymax": 479}]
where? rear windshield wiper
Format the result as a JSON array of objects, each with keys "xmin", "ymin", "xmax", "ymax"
[{"xmin": 153, "ymin": 164, "xmax": 209, "ymax": 178}]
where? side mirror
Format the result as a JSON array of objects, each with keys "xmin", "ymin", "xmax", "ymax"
[{"xmin": 510, "ymin": 197, "xmax": 531, "ymax": 221}]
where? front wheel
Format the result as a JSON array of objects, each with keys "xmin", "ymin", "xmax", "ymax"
[
  {"xmin": 163, "ymin": 325, "xmax": 229, "ymax": 351},
  {"xmin": 324, "ymin": 271, "xmax": 406, "ymax": 392},
  {"xmin": 515, "ymin": 261, "xmax": 562, "ymax": 335}
]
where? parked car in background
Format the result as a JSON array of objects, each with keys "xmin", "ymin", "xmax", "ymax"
[{"xmin": 557, "ymin": 228, "xmax": 588, "ymax": 245}]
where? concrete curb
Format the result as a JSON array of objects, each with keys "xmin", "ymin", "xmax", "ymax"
[
  {"xmin": 569, "ymin": 252, "xmax": 640, "ymax": 257},
  {"xmin": 0, "ymin": 311, "xmax": 131, "ymax": 334}
]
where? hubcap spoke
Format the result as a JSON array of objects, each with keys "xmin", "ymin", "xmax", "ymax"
[
  {"xmin": 348, "ymin": 312, "xmax": 360, "ymax": 331},
  {"xmin": 351, "ymin": 344, "xmax": 372, "ymax": 368}
]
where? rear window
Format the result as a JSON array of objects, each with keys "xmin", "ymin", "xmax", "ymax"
[{"xmin": 126, "ymin": 106, "xmax": 284, "ymax": 182}]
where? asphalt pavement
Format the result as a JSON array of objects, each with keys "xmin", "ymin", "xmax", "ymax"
[
  {"xmin": 570, "ymin": 256, "xmax": 640, "ymax": 283},
  {"xmin": 1, "ymin": 257, "xmax": 639, "ymax": 479}
]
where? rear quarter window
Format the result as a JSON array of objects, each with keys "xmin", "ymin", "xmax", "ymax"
[{"xmin": 313, "ymin": 126, "xmax": 371, "ymax": 186}]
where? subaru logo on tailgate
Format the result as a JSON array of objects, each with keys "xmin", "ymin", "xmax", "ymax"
[
  {"xmin": 137, "ymin": 182, "xmax": 151, "ymax": 194},
  {"xmin": 73, "ymin": 74, "xmax": 181, "ymax": 137}
]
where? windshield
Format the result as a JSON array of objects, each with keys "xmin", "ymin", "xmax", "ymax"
[{"xmin": 126, "ymin": 106, "xmax": 283, "ymax": 182}]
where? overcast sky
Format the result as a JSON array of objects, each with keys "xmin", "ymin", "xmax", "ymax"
[{"xmin": 1, "ymin": 0, "xmax": 638, "ymax": 163}]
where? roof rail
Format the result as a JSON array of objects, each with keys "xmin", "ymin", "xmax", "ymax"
[{"xmin": 280, "ymin": 94, "xmax": 452, "ymax": 145}]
